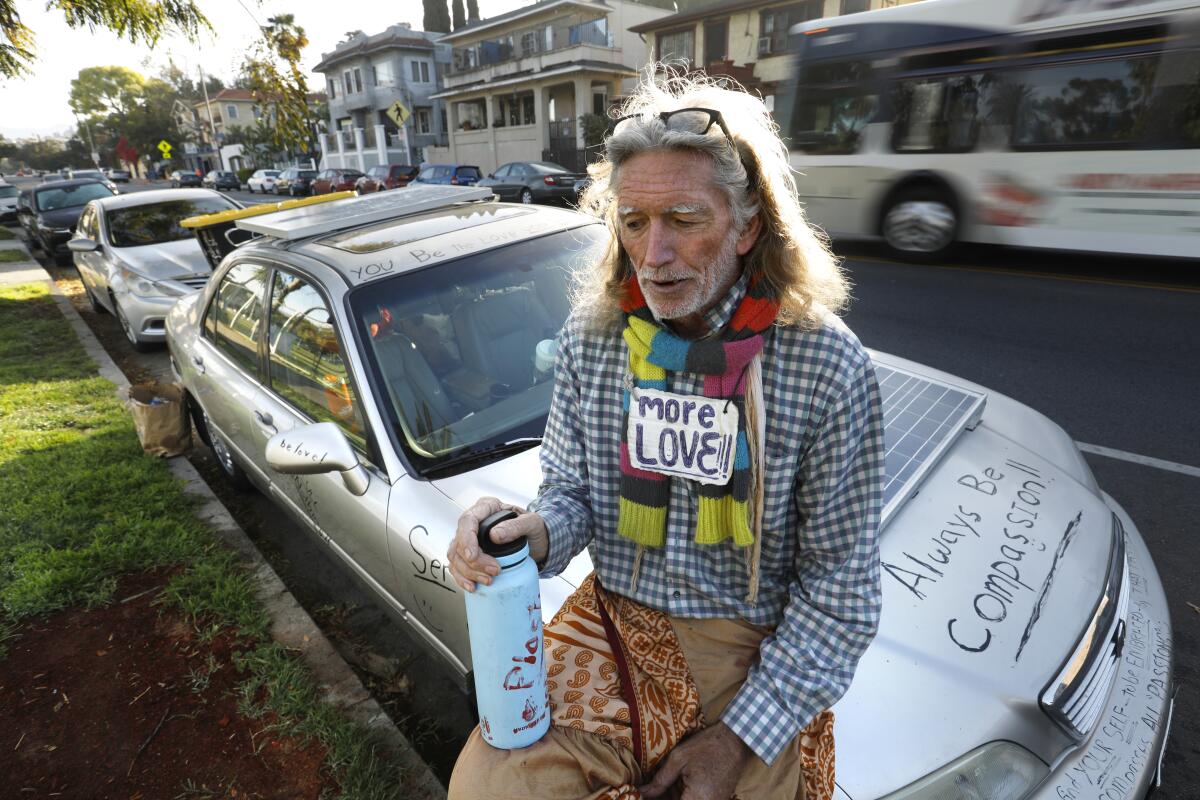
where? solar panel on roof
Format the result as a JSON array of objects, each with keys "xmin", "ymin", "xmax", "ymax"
[
  {"xmin": 875, "ymin": 363, "xmax": 986, "ymax": 524},
  {"xmin": 235, "ymin": 184, "xmax": 494, "ymax": 240}
]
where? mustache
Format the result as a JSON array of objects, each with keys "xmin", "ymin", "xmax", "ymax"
[{"xmin": 639, "ymin": 272, "xmax": 692, "ymax": 282}]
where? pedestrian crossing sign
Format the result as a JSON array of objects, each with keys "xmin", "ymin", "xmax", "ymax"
[
  {"xmin": 157, "ymin": 140, "xmax": 172, "ymax": 158},
  {"xmin": 386, "ymin": 101, "xmax": 410, "ymax": 127}
]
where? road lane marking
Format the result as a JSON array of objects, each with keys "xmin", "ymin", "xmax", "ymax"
[
  {"xmin": 849, "ymin": 255, "xmax": 1200, "ymax": 295},
  {"xmin": 1076, "ymin": 442, "xmax": 1200, "ymax": 478}
]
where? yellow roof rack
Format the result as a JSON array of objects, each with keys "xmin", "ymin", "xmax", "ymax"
[{"xmin": 181, "ymin": 191, "xmax": 356, "ymax": 229}]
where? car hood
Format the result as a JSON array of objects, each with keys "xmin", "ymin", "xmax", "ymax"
[
  {"xmin": 433, "ymin": 352, "xmax": 1113, "ymax": 795},
  {"xmin": 114, "ymin": 238, "xmax": 212, "ymax": 280},
  {"xmin": 39, "ymin": 206, "xmax": 86, "ymax": 227}
]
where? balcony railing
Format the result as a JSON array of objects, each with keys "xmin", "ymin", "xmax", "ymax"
[{"xmin": 451, "ymin": 13, "xmax": 612, "ymax": 75}]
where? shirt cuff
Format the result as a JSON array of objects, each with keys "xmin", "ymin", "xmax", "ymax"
[
  {"xmin": 721, "ymin": 676, "xmax": 803, "ymax": 766},
  {"xmin": 529, "ymin": 501, "xmax": 575, "ymax": 578}
]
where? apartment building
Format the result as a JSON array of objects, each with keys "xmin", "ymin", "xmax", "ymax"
[
  {"xmin": 630, "ymin": 0, "xmax": 921, "ymax": 111},
  {"xmin": 314, "ymin": 23, "xmax": 450, "ymax": 169},
  {"xmin": 430, "ymin": 0, "xmax": 673, "ymax": 173}
]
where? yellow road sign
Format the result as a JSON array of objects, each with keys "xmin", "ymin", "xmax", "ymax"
[
  {"xmin": 385, "ymin": 100, "xmax": 410, "ymax": 127},
  {"xmin": 157, "ymin": 140, "xmax": 172, "ymax": 158}
]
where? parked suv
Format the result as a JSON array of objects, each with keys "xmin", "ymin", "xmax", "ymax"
[
  {"xmin": 203, "ymin": 170, "xmax": 240, "ymax": 191},
  {"xmin": 414, "ymin": 163, "xmax": 482, "ymax": 186},
  {"xmin": 170, "ymin": 171, "xmax": 202, "ymax": 188},
  {"xmin": 311, "ymin": 168, "xmax": 364, "ymax": 195},
  {"xmin": 356, "ymin": 164, "xmax": 418, "ymax": 194},
  {"xmin": 166, "ymin": 185, "xmax": 1174, "ymax": 800},
  {"xmin": 275, "ymin": 168, "xmax": 318, "ymax": 196}
]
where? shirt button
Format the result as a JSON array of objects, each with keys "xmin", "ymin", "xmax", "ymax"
[{"xmin": 673, "ymin": 590, "xmax": 681, "ymax": 599}]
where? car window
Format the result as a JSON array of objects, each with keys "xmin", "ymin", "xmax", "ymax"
[
  {"xmin": 265, "ymin": 171, "xmax": 280, "ymax": 178},
  {"xmin": 107, "ymin": 197, "xmax": 238, "ymax": 248},
  {"xmin": 299, "ymin": 170, "xmax": 317, "ymax": 178},
  {"xmin": 0, "ymin": 185, "xmax": 19, "ymax": 198},
  {"xmin": 350, "ymin": 225, "xmax": 607, "ymax": 469},
  {"xmin": 418, "ymin": 167, "xmax": 436, "ymax": 181},
  {"xmin": 370, "ymin": 166, "xmax": 387, "ymax": 178},
  {"xmin": 531, "ymin": 163, "xmax": 569, "ymax": 174},
  {"xmin": 268, "ymin": 270, "xmax": 366, "ymax": 447},
  {"xmin": 76, "ymin": 205, "xmax": 94, "ymax": 237},
  {"xmin": 434, "ymin": 166, "xmax": 451, "ymax": 179},
  {"xmin": 206, "ymin": 263, "xmax": 267, "ymax": 374},
  {"xmin": 457, "ymin": 167, "xmax": 479, "ymax": 179},
  {"xmin": 34, "ymin": 182, "xmax": 114, "ymax": 211},
  {"xmin": 493, "ymin": 165, "xmax": 511, "ymax": 179}
]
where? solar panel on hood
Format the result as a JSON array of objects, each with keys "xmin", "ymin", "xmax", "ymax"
[{"xmin": 875, "ymin": 363, "xmax": 986, "ymax": 523}]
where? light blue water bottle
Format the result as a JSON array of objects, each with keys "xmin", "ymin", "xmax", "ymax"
[{"xmin": 464, "ymin": 509, "xmax": 550, "ymax": 749}]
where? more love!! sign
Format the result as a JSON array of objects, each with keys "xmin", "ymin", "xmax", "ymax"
[{"xmin": 626, "ymin": 388, "xmax": 738, "ymax": 486}]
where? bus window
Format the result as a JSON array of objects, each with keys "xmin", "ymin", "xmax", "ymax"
[
  {"xmin": 792, "ymin": 61, "xmax": 878, "ymax": 154},
  {"xmin": 1140, "ymin": 48, "xmax": 1200, "ymax": 148},
  {"xmin": 1010, "ymin": 56, "xmax": 1158, "ymax": 149},
  {"xmin": 892, "ymin": 72, "xmax": 1001, "ymax": 152}
]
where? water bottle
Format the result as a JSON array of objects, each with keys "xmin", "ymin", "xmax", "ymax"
[{"xmin": 463, "ymin": 509, "xmax": 550, "ymax": 749}]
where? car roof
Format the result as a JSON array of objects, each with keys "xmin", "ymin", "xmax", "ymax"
[
  {"xmin": 34, "ymin": 178, "xmax": 110, "ymax": 190},
  {"xmin": 91, "ymin": 187, "xmax": 231, "ymax": 210},
  {"xmin": 230, "ymin": 193, "xmax": 597, "ymax": 289}
]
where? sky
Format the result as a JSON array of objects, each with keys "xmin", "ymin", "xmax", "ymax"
[{"xmin": 0, "ymin": 0, "xmax": 530, "ymax": 140}]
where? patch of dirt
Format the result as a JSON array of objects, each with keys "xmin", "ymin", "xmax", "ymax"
[{"xmin": 0, "ymin": 570, "xmax": 334, "ymax": 800}]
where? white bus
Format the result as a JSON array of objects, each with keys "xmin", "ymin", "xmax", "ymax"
[{"xmin": 782, "ymin": 0, "xmax": 1200, "ymax": 260}]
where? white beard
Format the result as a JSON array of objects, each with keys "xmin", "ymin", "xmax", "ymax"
[{"xmin": 638, "ymin": 228, "xmax": 742, "ymax": 323}]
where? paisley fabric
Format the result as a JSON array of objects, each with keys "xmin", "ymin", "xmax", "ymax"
[{"xmin": 448, "ymin": 573, "xmax": 836, "ymax": 800}]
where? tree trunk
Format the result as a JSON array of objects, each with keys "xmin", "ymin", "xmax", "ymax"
[{"xmin": 422, "ymin": 0, "xmax": 451, "ymax": 34}]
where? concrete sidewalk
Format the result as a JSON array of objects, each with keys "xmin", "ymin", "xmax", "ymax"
[{"xmin": 0, "ymin": 228, "xmax": 447, "ymax": 798}]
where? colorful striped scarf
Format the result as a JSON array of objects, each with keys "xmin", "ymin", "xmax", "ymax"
[{"xmin": 618, "ymin": 273, "xmax": 780, "ymax": 548}]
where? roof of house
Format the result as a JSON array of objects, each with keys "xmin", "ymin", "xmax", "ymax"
[
  {"xmin": 628, "ymin": 0, "xmax": 785, "ymax": 33},
  {"xmin": 314, "ymin": 25, "xmax": 438, "ymax": 72}
]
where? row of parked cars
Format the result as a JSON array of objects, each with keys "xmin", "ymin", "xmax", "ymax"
[{"xmin": 0, "ymin": 176, "xmax": 1174, "ymax": 800}]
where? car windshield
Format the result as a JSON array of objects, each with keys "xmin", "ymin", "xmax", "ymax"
[
  {"xmin": 35, "ymin": 182, "xmax": 114, "ymax": 211},
  {"xmin": 298, "ymin": 170, "xmax": 316, "ymax": 178},
  {"xmin": 0, "ymin": 185, "xmax": 18, "ymax": 198},
  {"xmin": 349, "ymin": 225, "xmax": 606, "ymax": 474},
  {"xmin": 106, "ymin": 197, "xmax": 237, "ymax": 247}
]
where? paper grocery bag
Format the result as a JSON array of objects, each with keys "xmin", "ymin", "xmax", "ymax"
[{"xmin": 125, "ymin": 381, "xmax": 192, "ymax": 457}]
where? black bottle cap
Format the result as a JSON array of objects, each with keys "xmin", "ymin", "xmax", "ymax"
[{"xmin": 478, "ymin": 509, "xmax": 525, "ymax": 558}]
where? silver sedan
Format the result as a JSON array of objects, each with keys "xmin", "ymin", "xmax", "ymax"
[
  {"xmin": 166, "ymin": 188, "xmax": 1175, "ymax": 800},
  {"xmin": 69, "ymin": 188, "xmax": 240, "ymax": 351}
]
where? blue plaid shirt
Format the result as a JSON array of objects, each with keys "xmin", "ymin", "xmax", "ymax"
[{"xmin": 530, "ymin": 274, "xmax": 885, "ymax": 765}]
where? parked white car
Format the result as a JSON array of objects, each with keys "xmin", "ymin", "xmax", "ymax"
[
  {"xmin": 167, "ymin": 187, "xmax": 1175, "ymax": 800},
  {"xmin": 0, "ymin": 181, "xmax": 18, "ymax": 223},
  {"xmin": 69, "ymin": 188, "xmax": 240, "ymax": 351},
  {"xmin": 246, "ymin": 169, "xmax": 281, "ymax": 194}
]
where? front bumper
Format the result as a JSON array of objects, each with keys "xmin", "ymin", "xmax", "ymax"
[
  {"xmin": 114, "ymin": 290, "xmax": 178, "ymax": 341},
  {"xmin": 1029, "ymin": 493, "xmax": 1174, "ymax": 800}
]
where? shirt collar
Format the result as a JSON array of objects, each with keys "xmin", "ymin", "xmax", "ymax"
[{"xmin": 698, "ymin": 270, "xmax": 749, "ymax": 339}]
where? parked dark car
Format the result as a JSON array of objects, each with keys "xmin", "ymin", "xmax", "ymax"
[
  {"xmin": 275, "ymin": 168, "xmax": 319, "ymax": 196},
  {"xmin": 16, "ymin": 179, "xmax": 116, "ymax": 263},
  {"xmin": 478, "ymin": 161, "xmax": 587, "ymax": 205},
  {"xmin": 203, "ymin": 170, "xmax": 240, "ymax": 191},
  {"xmin": 170, "ymin": 171, "xmax": 202, "ymax": 188},
  {"xmin": 414, "ymin": 163, "xmax": 482, "ymax": 186},
  {"xmin": 311, "ymin": 168, "xmax": 364, "ymax": 195},
  {"xmin": 356, "ymin": 164, "xmax": 418, "ymax": 193},
  {"xmin": 107, "ymin": 169, "xmax": 132, "ymax": 183},
  {"xmin": 0, "ymin": 182, "xmax": 19, "ymax": 223}
]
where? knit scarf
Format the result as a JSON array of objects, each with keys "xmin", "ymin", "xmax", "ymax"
[{"xmin": 618, "ymin": 273, "xmax": 780, "ymax": 548}]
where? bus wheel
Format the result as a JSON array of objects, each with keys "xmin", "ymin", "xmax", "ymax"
[{"xmin": 882, "ymin": 187, "xmax": 958, "ymax": 261}]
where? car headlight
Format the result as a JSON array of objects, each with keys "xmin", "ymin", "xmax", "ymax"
[
  {"xmin": 119, "ymin": 266, "xmax": 184, "ymax": 299},
  {"xmin": 881, "ymin": 742, "xmax": 1048, "ymax": 800}
]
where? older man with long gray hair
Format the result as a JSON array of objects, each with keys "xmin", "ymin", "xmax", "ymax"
[{"xmin": 447, "ymin": 71, "xmax": 885, "ymax": 800}]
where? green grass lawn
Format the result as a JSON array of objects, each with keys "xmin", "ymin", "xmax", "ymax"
[
  {"xmin": 0, "ymin": 227, "xmax": 16, "ymax": 240},
  {"xmin": 0, "ymin": 248, "xmax": 30, "ymax": 262},
  {"xmin": 0, "ymin": 284, "xmax": 411, "ymax": 799}
]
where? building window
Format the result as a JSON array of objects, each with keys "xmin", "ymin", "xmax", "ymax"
[
  {"xmin": 252, "ymin": 105, "xmax": 261, "ymax": 119},
  {"xmin": 411, "ymin": 60, "xmax": 421, "ymax": 81},
  {"xmin": 226, "ymin": 104, "xmax": 238, "ymax": 120},
  {"xmin": 328, "ymin": 79, "xmax": 337, "ymax": 100},
  {"xmin": 415, "ymin": 108, "xmax": 431, "ymax": 135},
  {"xmin": 760, "ymin": 1, "xmax": 824, "ymax": 56},
  {"xmin": 440, "ymin": 108, "xmax": 448, "ymax": 133},
  {"xmin": 657, "ymin": 28, "xmax": 695, "ymax": 64},
  {"xmin": 841, "ymin": 0, "xmax": 870, "ymax": 13},
  {"xmin": 568, "ymin": 17, "xmax": 609, "ymax": 47},
  {"xmin": 343, "ymin": 70, "xmax": 352, "ymax": 94},
  {"xmin": 522, "ymin": 94, "xmax": 535, "ymax": 125},
  {"xmin": 704, "ymin": 19, "xmax": 728, "ymax": 65},
  {"xmin": 373, "ymin": 60, "xmax": 395, "ymax": 87},
  {"xmin": 456, "ymin": 99, "xmax": 487, "ymax": 130},
  {"xmin": 353, "ymin": 68, "xmax": 363, "ymax": 93},
  {"xmin": 420, "ymin": 61, "xmax": 429, "ymax": 82}
]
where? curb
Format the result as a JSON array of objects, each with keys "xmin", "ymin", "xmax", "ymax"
[{"xmin": 32, "ymin": 265, "xmax": 447, "ymax": 798}]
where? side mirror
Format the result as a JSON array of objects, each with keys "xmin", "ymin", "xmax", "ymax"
[
  {"xmin": 68, "ymin": 237, "xmax": 100, "ymax": 253},
  {"xmin": 265, "ymin": 422, "xmax": 369, "ymax": 496},
  {"xmin": 487, "ymin": 173, "xmax": 495, "ymax": 179}
]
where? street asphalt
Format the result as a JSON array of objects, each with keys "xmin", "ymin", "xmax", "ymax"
[{"xmin": 6, "ymin": 177, "xmax": 1196, "ymax": 796}]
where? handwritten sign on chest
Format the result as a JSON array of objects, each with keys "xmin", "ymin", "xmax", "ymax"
[{"xmin": 626, "ymin": 388, "xmax": 738, "ymax": 486}]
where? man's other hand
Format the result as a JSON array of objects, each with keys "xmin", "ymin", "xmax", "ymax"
[
  {"xmin": 447, "ymin": 496, "xmax": 549, "ymax": 592},
  {"xmin": 639, "ymin": 722, "xmax": 754, "ymax": 800}
]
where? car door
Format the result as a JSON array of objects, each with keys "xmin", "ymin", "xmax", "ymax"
[
  {"xmin": 484, "ymin": 164, "xmax": 512, "ymax": 199},
  {"xmin": 244, "ymin": 266, "xmax": 396, "ymax": 596},
  {"xmin": 72, "ymin": 204, "xmax": 106, "ymax": 298},
  {"xmin": 190, "ymin": 262, "xmax": 271, "ymax": 479}
]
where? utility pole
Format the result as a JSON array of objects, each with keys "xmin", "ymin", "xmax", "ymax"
[{"xmin": 199, "ymin": 64, "xmax": 226, "ymax": 172}]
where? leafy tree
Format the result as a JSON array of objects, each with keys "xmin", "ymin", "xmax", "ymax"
[
  {"xmin": 158, "ymin": 58, "xmax": 223, "ymax": 103},
  {"xmin": 241, "ymin": 14, "xmax": 317, "ymax": 158},
  {"xmin": 467, "ymin": 0, "xmax": 479, "ymax": 23},
  {"xmin": 0, "ymin": 0, "xmax": 210, "ymax": 79},
  {"xmin": 69, "ymin": 65, "xmax": 145, "ymax": 118},
  {"xmin": 451, "ymin": 0, "xmax": 465, "ymax": 30},
  {"xmin": 423, "ymin": 0, "xmax": 450, "ymax": 34}
]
